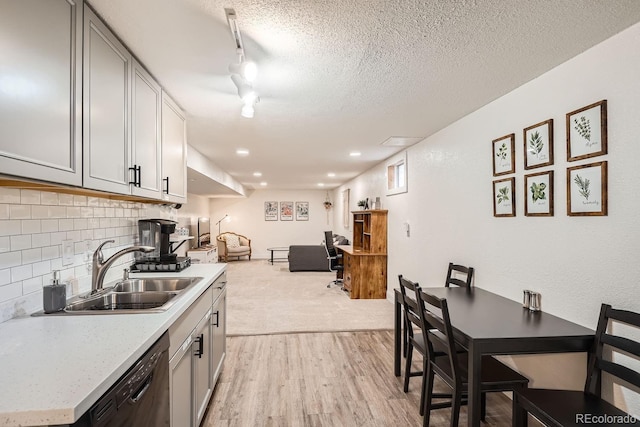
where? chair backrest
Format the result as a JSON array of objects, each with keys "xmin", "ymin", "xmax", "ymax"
[
  {"xmin": 445, "ymin": 262, "xmax": 474, "ymax": 288},
  {"xmin": 416, "ymin": 288, "xmax": 464, "ymax": 386},
  {"xmin": 585, "ymin": 303, "xmax": 640, "ymax": 397},
  {"xmin": 398, "ymin": 275, "xmax": 423, "ymax": 340},
  {"xmin": 324, "ymin": 231, "xmax": 338, "ymax": 258}
]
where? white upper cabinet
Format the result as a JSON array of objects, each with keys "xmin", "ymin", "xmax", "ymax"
[
  {"xmin": 0, "ymin": 0, "xmax": 82, "ymax": 186},
  {"xmin": 131, "ymin": 60, "xmax": 162, "ymax": 199},
  {"xmin": 161, "ymin": 92, "xmax": 187, "ymax": 204},
  {"xmin": 82, "ymin": 4, "xmax": 131, "ymax": 194}
]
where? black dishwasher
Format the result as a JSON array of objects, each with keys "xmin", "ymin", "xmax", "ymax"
[{"xmin": 72, "ymin": 332, "xmax": 170, "ymax": 427}]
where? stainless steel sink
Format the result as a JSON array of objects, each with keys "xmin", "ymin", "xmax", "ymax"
[
  {"xmin": 65, "ymin": 292, "xmax": 178, "ymax": 312},
  {"xmin": 52, "ymin": 276, "xmax": 204, "ymax": 315},
  {"xmin": 112, "ymin": 277, "xmax": 201, "ymax": 293}
]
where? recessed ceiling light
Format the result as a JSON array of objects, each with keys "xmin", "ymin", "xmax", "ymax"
[
  {"xmin": 318, "ymin": 183, "xmax": 325, "ymax": 187},
  {"xmin": 327, "ymin": 172, "xmax": 336, "ymax": 177},
  {"xmin": 259, "ymin": 182, "xmax": 267, "ymax": 186},
  {"xmin": 349, "ymin": 151, "xmax": 361, "ymax": 157},
  {"xmin": 236, "ymin": 149, "xmax": 249, "ymax": 156},
  {"xmin": 253, "ymin": 172, "xmax": 262, "ymax": 177}
]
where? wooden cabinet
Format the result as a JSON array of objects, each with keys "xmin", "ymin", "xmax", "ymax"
[
  {"xmin": 169, "ymin": 273, "xmax": 226, "ymax": 427},
  {"xmin": 131, "ymin": 59, "xmax": 163, "ymax": 198},
  {"xmin": 161, "ymin": 92, "xmax": 187, "ymax": 204},
  {"xmin": 0, "ymin": 0, "xmax": 82, "ymax": 186},
  {"xmin": 211, "ymin": 289, "xmax": 226, "ymax": 384},
  {"xmin": 82, "ymin": 4, "xmax": 131, "ymax": 194},
  {"xmin": 339, "ymin": 210, "xmax": 388, "ymax": 299}
]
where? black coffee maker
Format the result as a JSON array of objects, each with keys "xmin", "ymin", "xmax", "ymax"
[{"xmin": 132, "ymin": 219, "xmax": 191, "ymax": 272}]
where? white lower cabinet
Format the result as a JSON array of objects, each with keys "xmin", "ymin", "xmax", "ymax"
[{"xmin": 169, "ymin": 273, "xmax": 226, "ymax": 427}]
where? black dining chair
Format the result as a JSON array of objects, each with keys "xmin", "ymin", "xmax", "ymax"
[
  {"xmin": 514, "ymin": 303, "xmax": 640, "ymax": 427},
  {"xmin": 398, "ymin": 275, "xmax": 460, "ymax": 416},
  {"xmin": 398, "ymin": 275, "xmax": 431, "ymax": 415},
  {"xmin": 416, "ymin": 288, "xmax": 529, "ymax": 427},
  {"xmin": 445, "ymin": 263, "xmax": 474, "ymax": 288}
]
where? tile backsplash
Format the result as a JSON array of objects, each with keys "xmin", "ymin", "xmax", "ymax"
[{"xmin": 0, "ymin": 188, "xmax": 177, "ymax": 323}]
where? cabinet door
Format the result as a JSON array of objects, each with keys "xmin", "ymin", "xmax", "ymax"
[
  {"xmin": 211, "ymin": 289, "xmax": 227, "ymax": 384},
  {"xmin": 131, "ymin": 60, "xmax": 162, "ymax": 198},
  {"xmin": 0, "ymin": 0, "xmax": 82, "ymax": 186},
  {"xmin": 170, "ymin": 338, "xmax": 193, "ymax": 427},
  {"xmin": 83, "ymin": 5, "xmax": 131, "ymax": 194},
  {"xmin": 193, "ymin": 310, "xmax": 212, "ymax": 426},
  {"xmin": 161, "ymin": 92, "xmax": 187, "ymax": 203}
]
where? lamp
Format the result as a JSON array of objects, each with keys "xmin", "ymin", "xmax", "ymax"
[
  {"xmin": 229, "ymin": 61, "xmax": 257, "ymax": 83},
  {"xmin": 215, "ymin": 214, "xmax": 229, "ymax": 235},
  {"xmin": 226, "ymin": 8, "xmax": 260, "ymax": 118}
]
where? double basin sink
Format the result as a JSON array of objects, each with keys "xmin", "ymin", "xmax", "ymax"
[{"xmin": 63, "ymin": 277, "xmax": 203, "ymax": 314}]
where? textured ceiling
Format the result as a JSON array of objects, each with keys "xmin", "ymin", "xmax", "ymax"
[{"xmin": 88, "ymin": 0, "xmax": 640, "ymax": 194}]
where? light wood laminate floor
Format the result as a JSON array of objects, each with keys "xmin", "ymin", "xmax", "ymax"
[{"xmin": 203, "ymin": 330, "xmax": 524, "ymax": 426}]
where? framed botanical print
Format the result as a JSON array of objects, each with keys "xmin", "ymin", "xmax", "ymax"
[
  {"xmin": 264, "ymin": 201, "xmax": 278, "ymax": 221},
  {"xmin": 566, "ymin": 100, "xmax": 607, "ymax": 161},
  {"xmin": 493, "ymin": 177, "xmax": 515, "ymax": 217},
  {"xmin": 524, "ymin": 119, "xmax": 554, "ymax": 170},
  {"xmin": 492, "ymin": 133, "xmax": 515, "ymax": 176},
  {"xmin": 295, "ymin": 202, "xmax": 309, "ymax": 221},
  {"xmin": 525, "ymin": 171, "xmax": 554, "ymax": 217},
  {"xmin": 567, "ymin": 161, "xmax": 608, "ymax": 216},
  {"xmin": 280, "ymin": 201, "xmax": 293, "ymax": 221}
]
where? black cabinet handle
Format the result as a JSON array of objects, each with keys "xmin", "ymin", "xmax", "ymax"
[
  {"xmin": 163, "ymin": 176, "xmax": 169, "ymax": 194},
  {"xmin": 212, "ymin": 311, "xmax": 220, "ymax": 327},
  {"xmin": 194, "ymin": 333, "xmax": 204, "ymax": 358},
  {"xmin": 136, "ymin": 165, "xmax": 141, "ymax": 187},
  {"xmin": 128, "ymin": 165, "xmax": 141, "ymax": 187},
  {"xmin": 128, "ymin": 165, "xmax": 137, "ymax": 186}
]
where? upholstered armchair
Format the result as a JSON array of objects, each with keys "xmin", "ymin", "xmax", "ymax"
[{"xmin": 216, "ymin": 232, "xmax": 251, "ymax": 262}]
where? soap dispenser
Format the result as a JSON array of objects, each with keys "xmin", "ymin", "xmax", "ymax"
[{"xmin": 43, "ymin": 270, "xmax": 66, "ymax": 314}]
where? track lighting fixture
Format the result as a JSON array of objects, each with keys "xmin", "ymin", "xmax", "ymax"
[{"xmin": 226, "ymin": 8, "xmax": 260, "ymax": 118}]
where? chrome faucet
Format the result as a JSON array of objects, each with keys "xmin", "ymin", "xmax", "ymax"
[{"xmin": 91, "ymin": 240, "xmax": 155, "ymax": 294}]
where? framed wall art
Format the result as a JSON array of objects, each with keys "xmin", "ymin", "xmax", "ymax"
[
  {"xmin": 492, "ymin": 133, "xmax": 515, "ymax": 176},
  {"xmin": 280, "ymin": 201, "xmax": 293, "ymax": 221},
  {"xmin": 567, "ymin": 161, "xmax": 608, "ymax": 216},
  {"xmin": 264, "ymin": 201, "xmax": 278, "ymax": 221},
  {"xmin": 525, "ymin": 171, "xmax": 554, "ymax": 217},
  {"xmin": 493, "ymin": 177, "xmax": 515, "ymax": 217},
  {"xmin": 524, "ymin": 119, "xmax": 554, "ymax": 170},
  {"xmin": 566, "ymin": 100, "xmax": 607, "ymax": 161},
  {"xmin": 295, "ymin": 202, "xmax": 309, "ymax": 221}
]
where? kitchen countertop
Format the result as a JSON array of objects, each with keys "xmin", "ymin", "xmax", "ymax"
[{"xmin": 0, "ymin": 263, "xmax": 226, "ymax": 427}]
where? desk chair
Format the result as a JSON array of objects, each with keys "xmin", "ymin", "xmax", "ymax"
[
  {"xmin": 514, "ymin": 303, "xmax": 640, "ymax": 427},
  {"xmin": 445, "ymin": 263, "xmax": 474, "ymax": 288},
  {"xmin": 324, "ymin": 231, "xmax": 343, "ymax": 288},
  {"xmin": 416, "ymin": 288, "xmax": 529, "ymax": 427}
]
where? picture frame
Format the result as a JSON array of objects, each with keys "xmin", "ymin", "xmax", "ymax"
[
  {"xmin": 493, "ymin": 177, "xmax": 515, "ymax": 217},
  {"xmin": 280, "ymin": 201, "xmax": 293, "ymax": 221},
  {"xmin": 492, "ymin": 133, "xmax": 515, "ymax": 176},
  {"xmin": 264, "ymin": 201, "xmax": 278, "ymax": 221},
  {"xmin": 567, "ymin": 161, "xmax": 608, "ymax": 216},
  {"xmin": 524, "ymin": 119, "xmax": 554, "ymax": 170},
  {"xmin": 566, "ymin": 100, "xmax": 607, "ymax": 161},
  {"xmin": 525, "ymin": 171, "xmax": 554, "ymax": 217},
  {"xmin": 295, "ymin": 202, "xmax": 309, "ymax": 221}
]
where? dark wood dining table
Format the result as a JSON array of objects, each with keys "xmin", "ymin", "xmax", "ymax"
[{"xmin": 393, "ymin": 287, "xmax": 595, "ymax": 427}]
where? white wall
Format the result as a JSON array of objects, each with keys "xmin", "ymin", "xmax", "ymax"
[
  {"xmin": 210, "ymin": 190, "xmax": 335, "ymax": 259},
  {"xmin": 334, "ymin": 22, "xmax": 640, "ymax": 414}
]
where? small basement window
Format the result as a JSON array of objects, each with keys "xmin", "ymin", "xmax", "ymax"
[{"xmin": 386, "ymin": 152, "xmax": 407, "ymax": 195}]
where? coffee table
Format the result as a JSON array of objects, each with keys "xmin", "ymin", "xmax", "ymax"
[{"xmin": 267, "ymin": 247, "xmax": 289, "ymax": 264}]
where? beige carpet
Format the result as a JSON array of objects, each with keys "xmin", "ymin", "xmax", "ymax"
[{"xmin": 225, "ymin": 260, "xmax": 394, "ymax": 336}]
